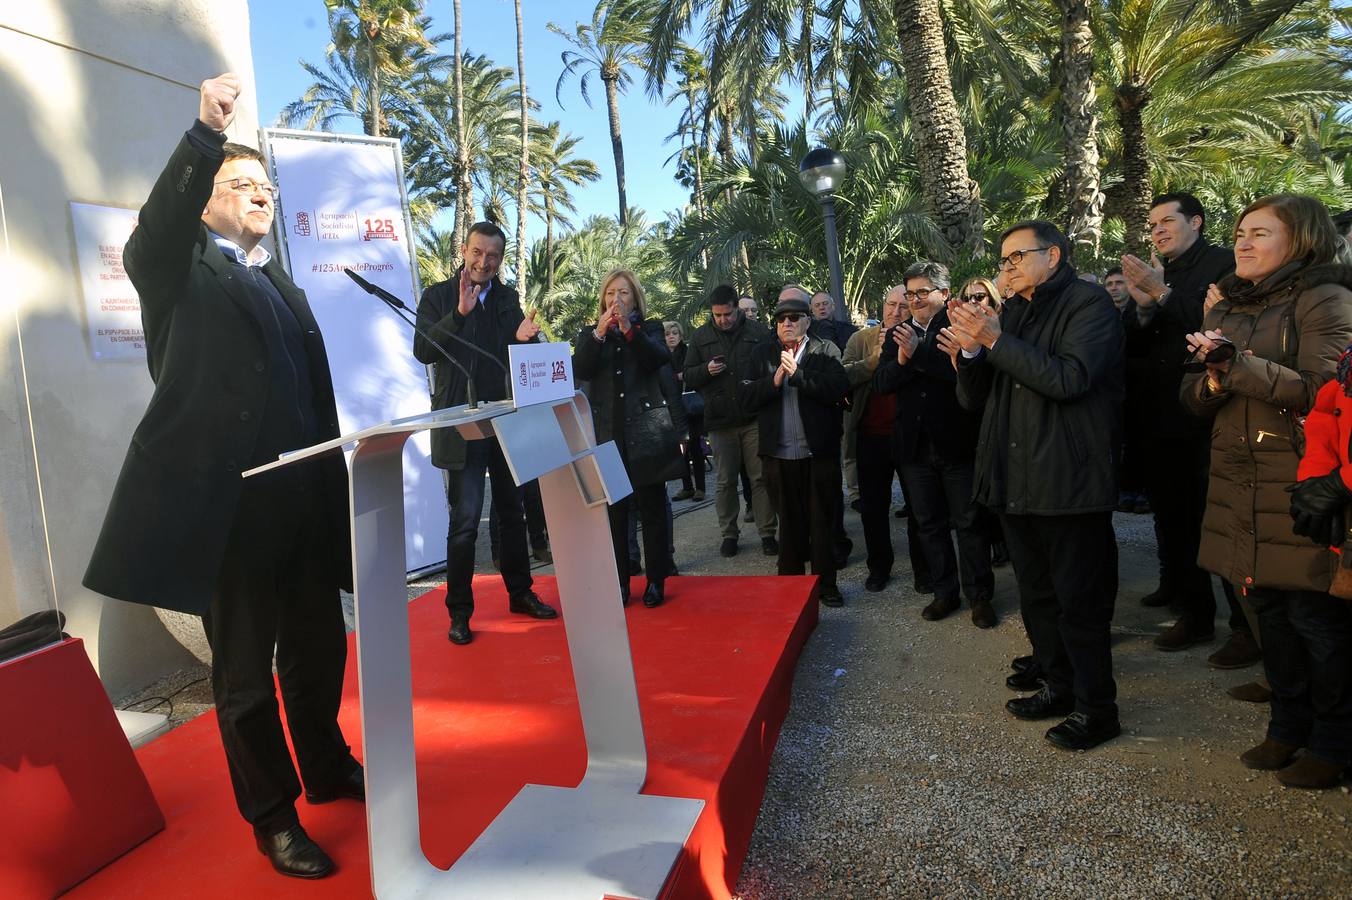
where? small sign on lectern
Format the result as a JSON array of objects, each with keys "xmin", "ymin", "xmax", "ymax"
[{"xmin": 509, "ymin": 342, "xmax": 575, "ymax": 408}]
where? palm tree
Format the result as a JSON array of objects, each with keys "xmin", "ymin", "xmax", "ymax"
[
  {"xmin": 549, "ymin": 0, "xmax": 654, "ymax": 226},
  {"xmin": 514, "ymin": 0, "xmax": 530, "ymax": 297},
  {"xmin": 324, "ymin": 0, "xmax": 434, "ymax": 137},
  {"xmin": 1057, "ymin": 0, "xmax": 1105, "ymax": 259},
  {"xmin": 892, "ymin": 0, "xmax": 985, "ymax": 257},
  {"xmin": 529, "ymin": 123, "xmax": 602, "ymax": 294}
]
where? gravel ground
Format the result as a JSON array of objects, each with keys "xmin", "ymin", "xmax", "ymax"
[{"xmin": 114, "ymin": 482, "xmax": 1352, "ymax": 897}]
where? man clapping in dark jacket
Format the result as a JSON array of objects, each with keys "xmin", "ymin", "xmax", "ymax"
[{"xmin": 947, "ymin": 220, "xmax": 1125, "ymax": 752}]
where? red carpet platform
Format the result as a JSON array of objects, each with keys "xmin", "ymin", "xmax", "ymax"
[{"xmin": 64, "ymin": 574, "xmax": 817, "ymax": 899}]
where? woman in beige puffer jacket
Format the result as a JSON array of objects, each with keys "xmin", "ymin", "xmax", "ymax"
[{"xmin": 1180, "ymin": 193, "xmax": 1352, "ymax": 790}]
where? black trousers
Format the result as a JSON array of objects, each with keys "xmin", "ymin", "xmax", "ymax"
[
  {"xmin": 489, "ymin": 478, "xmax": 548, "ymax": 558},
  {"xmin": 609, "ymin": 481, "xmax": 670, "ymax": 595},
  {"xmin": 763, "ymin": 456, "xmax": 840, "ymax": 591},
  {"xmin": 857, "ymin": 432, "xmax": 926, "ymax": 581},
  {"xmin": 202, "ymin": 469, "xmax": 356, "ymax": 835},
  {"xmin": 1001, "ymin": 511, "xmax": 1119, "ymax": 718},
  {"xmin": 680, "ymin": 413, "xmax": 707, "ymax": 493},
  {"xmin": 901, "ymin": 439, "xmax": 993, "ymax": 605},
  {"xmin": 446, "ymin": 437, "xmax": 532, "ymax": 617},
  {"xmin": 1143, "ymin": 436, "xmax": 1217, "ymax": 624}
]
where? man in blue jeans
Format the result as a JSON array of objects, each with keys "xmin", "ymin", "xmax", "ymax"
[{"xmin": 414, "ymin": 222, "xmax": 557, "ymax": 645}]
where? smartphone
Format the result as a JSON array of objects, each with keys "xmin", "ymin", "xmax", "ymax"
[{"xmin": 710, "ymin": 355, "xmax": 726, "ymax": 365}]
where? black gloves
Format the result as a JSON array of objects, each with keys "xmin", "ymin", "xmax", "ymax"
[{"xmin": 1287, "ymin": 471, "xmax": 1352, "ymax": 547}]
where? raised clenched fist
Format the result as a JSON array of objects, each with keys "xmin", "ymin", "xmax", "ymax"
[{"xmin": 199, "ymin": 73, "xmax": 242, "ymax": 133}]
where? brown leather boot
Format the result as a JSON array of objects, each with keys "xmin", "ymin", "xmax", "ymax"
[
  {"xmin": 1277, "ymin": 755, "xmax": 1347, "ymax": 790},
  {"xmin": 1240, "ymin": 737, "xmax": 1301, "ymax": 770},
  {"xmin": 1208, "ymin": 629, "xmax": 1262, "ymax": 669},
  {"xmin": 1153, "ymin": 617, "xmax": 1214, "ymax": 651},
  {"xmin": 1227, "ymin": 681, "xmax": 1271, "ymax": 703}
]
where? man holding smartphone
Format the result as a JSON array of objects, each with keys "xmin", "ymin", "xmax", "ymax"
[{"xmin": 684, "ymin": 285, "xmax": 779, "ymax": 557}]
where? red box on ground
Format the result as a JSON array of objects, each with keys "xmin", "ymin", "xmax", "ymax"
[{"xmin": 0, "ymin": 638, "xmax": 165, "ymax": 898}]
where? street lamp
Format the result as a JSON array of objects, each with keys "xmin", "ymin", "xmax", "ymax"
[{"xmin": 799, "ymin": 147, "xmax": 848, "ymax": 323}]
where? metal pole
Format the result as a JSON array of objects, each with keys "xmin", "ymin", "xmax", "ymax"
[{"xmin": 820, "ymin": 195, "xmax": 847, "ymax": 323}]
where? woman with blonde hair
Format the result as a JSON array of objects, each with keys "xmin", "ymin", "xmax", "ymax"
[
  {"xmin": 957, "ymin": 276, "xmax": 1003, "ymax": 313},
  {"xmin": 1182, "ymin": 193, "xmax": 1352, "ymax": 789},
  {"xmin": 573, "ymin": 270, "xmax": 687, "ymax": 607}
]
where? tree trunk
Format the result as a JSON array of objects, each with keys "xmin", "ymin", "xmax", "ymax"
[
  {"xmin": 801, "ymin": 3, "xmax": 814, "ymax": 124},
  {"xmin": 514, "ymin": 0, "xmax": 529, "ymax": 297},
  {"xmin": 602, "ymin": 73, "xmax": 628, "ymax": 226},
  {"xmin": 686, "ymin": 91, "xmax": 706, "ymax": 220},
  {"xmin": 545, "ymin": 198, "xmax": 556, "ymax": 295},
  {"xmin": 893, "ymin": 0, "xmax": 984, "ymax": 258},
  {"xmin": 1058, "ymin": 0, "xmax": 1104, "ymax": 261},
  {"xmin": 452, "ymin": 0, "xmax": 470, "ymax": 259},
  {"xmin": 1117, "ymin": 80, "xmax": 1153, "ymax": 258},
  {"xmin": 367, "ymin": 38, "xmax": 382, "ymax": 137}
]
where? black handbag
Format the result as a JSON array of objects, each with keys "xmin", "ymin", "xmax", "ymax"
[{"xmin": 625, "ymin": 404, "xmax": 685, "ymax": 486}]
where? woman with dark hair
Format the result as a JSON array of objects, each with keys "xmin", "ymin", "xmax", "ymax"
[
  {"xmin": 1182, "ymin": 193, "xmax": 1352, "ymax": 789},
  {"xmin": 665, "ymin": 320, "xmax": 707, "ymax": 501},
  {"xmin": 574, "ymin": 269, "xmax": 687, "ymax": 608}
]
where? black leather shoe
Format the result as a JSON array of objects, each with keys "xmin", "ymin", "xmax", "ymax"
[
  {"xmin": 620, "ymin": 579, "xmax": 631, "ymax": 606},
  {"xmin": 629, "ymin": 557, "xmax": 643, "ymax": 575},
  {"xmin": 818, "ymin": 586, "xmax": 844, "ymax": 607},
  {"xmin": 532, "ymin": 545, "xmax": 553, "ymax": 564},
  {"xmin": 255, "ymin": 824, "xmax": 335, "ymax": 879},
  {"xmin": 921, "ymin": 596, "xmax": 959, "ymax": 621},
  {"xmin": 990, "ymin": 541, "xmax": 1010, "ymax": 568},
  {"xmin": 448, "ymin": 614, "xmax": 473, "ymax": 645},
  {"xmin": 720, "ymin": 538, "xmax": 739, "ymax": 557},
  {"xmin": 1045, "ymin": 711, "xmax": 1121, "ymax": 750},
  {"xmin": 509, "ymin": 591, "xmax": 558, "ymax": 619},
  {"xmin": 864, "ymin": 573, "xmax": 889, "ymax": 592},
  {"xmin": 305, "ymin": 766, "xmax": 364, "ymax": 804},
  {"xmin": 642, "ymin": 581, "xmax": 665, "ymax": 608},
  {"xmin": 971, "ymin": 598, "xmax": 997, "ymax": 629},
  {"xmin": 762, "ymin": 536, "xmax": 779, "ymax": 556},
  {"xmin": 1140, "ymin": 587, "xmax": 1172, "ymax": 608},
  {"xmin": 1011, "ymin": 655, "xmax": 1035, "ymax": 673},
  {"xmin": 1006, "ymin": 668, "xmax": 1044, "ymax": 691},
  {"xmin": 1006, "ymin": 686, "xmax": 1074, "ymax": 720}
]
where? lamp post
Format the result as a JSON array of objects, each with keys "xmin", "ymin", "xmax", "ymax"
[{"xmin": 799, "ymin": 147, "xmax": 848, "ymax": 323}]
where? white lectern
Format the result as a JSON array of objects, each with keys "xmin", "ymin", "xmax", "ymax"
[{"xmin": 245, "ymin": 393, "xmax": 703, "ymax": 899}]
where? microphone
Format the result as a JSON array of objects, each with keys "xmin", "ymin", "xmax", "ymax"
[
  {"xmin": 345, "ymin": 268, "xmax": 511, "ymax": 379},
  {"xmin": 344, "ymin": 267, "xmax": 488, "ymax": 410}
]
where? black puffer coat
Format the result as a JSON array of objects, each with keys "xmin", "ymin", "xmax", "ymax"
[
  {"xmin": 574, "ymin": 318, "xmax": 688, "ymax": 486},
  {"xmin": 956, "ymin": 263, "xmax": 1125, "ymax": 515}
]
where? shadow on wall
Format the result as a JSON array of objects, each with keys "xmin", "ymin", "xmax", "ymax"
[{"xmin": 0, "ymin": 1, "xmax": 242, "ymax": 698}]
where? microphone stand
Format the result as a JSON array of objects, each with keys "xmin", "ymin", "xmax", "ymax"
[{"xmin": 346, "ymin": 268, "xmax": 510, "ymax": 411}]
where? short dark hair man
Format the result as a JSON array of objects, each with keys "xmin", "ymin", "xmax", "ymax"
[
  {"xmin": 84, "ymin": 74, "xmax": 361, "ymax": 878},
  {"xmin": 414, "ymin": 221, "xmax": 556, "ymax": 646},
  {"xmin": 739, "ymin": 292, "xmax": 850, "ymax": 606},
  {"xmin": 1103, "ymin": 267, "xmax": 1129, "ymax": 311},
  {"xmin": 875, "ymin": 261, "xmax": 994, "ymax": 628},
  {"xmin": 683, "ymin": 285, "xmax": 779, "ymax": 557},
  {"xmin": 945, "ymin": 219, "xmax": 1125, "ymax": 751},
  {"xmin": 1120, "ymin": 192, "xmax": 1250, "ymax": 663}
]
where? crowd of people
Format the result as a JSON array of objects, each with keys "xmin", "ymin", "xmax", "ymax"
[
  {"xmin": 427, "ymin": 193, "xmax": 1352, "ymax": 785},
  {"xmin": 85, "ymin": 73, "xmax": 1352, "ymax": 880}
]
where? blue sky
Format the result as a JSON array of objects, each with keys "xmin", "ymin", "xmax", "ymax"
[{"xmin": 249, "ymin": 0, "xmax": 696, "ymax": 236}]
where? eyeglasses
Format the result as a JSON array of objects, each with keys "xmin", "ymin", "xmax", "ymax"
[
  {"xmin": 962, "ymin": 291, "xmax": 990, "ymax": 303},
  {"xmin": 998, "ymin": 246, "xmax": 1050, "ymax": 270},
  {"xmin": 903, "ymin": 288, "xmax": 940, "ymax": 302},
  {"xmin": 775, "ymin": 313, "xmax": 805, "ymax": 323},
  {"xmin": 214, "ymin": 177, "xmax": 279, "ymax": 199}
]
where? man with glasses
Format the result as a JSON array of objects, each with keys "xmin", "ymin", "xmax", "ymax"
[
  {"xmin": 739, "ymin": 293, "xmax": 850, "ymax": 606},
  {"xmin": 944, "ymin": 220, "xmax": 1125, "ymax": 751},
  {"xmin": 875, "ymin": 261, "xmax": 995, "ymax": 628},
  {"xmin": 739, "ymin": 295, "xmax": 761, "ymax": 323},
  {"xmin": 85, "ymin": 74, "xmax": 361, "ymax": 878},
  {"xmin": 844, "ymin": 285, "xmax": 931, "ymax": 593},
  {"xmin": 684, "ymin": 285, "xmax": 779, "ymax": 557}
]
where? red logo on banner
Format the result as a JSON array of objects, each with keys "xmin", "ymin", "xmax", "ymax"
[
  {"xmin": 362, "ymin": 218, "xmax": 398, "ymax": 241},
  {"xmin": 294, "ymin": 211, "xmax": 311, "ymax": 236},
  {"xmin": 551, "ymin": 361, "xmax": 567, "ymax": 383}
]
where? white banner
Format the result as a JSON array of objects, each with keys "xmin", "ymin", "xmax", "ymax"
[
  {"xmin": 263, "ymin": 131, "xmax": 445, "ymax": 573},
  {"xmin": 509, "ymin": 342, "xmax": 574, "ymax": 408},
  {"xmin": 70, "ymin": 202, "xmax": 145, "ymax": 360}
]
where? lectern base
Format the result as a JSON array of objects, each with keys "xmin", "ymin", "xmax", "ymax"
[{"xmin": 437, "ymin": 783, "xmax": 703, "ymax": 899}]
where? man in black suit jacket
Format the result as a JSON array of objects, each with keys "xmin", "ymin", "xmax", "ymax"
[
  {"xmin": 84, "ymin": 74, "xmax": 359, "ymax": 878},
  {"xmin": 413, "ymin": 222, "xmax": 556, "ymax": 646},
  {"xmin": 875, "ymin": 261, "xmax": 994, "ymax": 628}
]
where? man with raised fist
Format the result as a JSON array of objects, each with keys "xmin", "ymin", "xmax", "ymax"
[{"xmin": 85, "ymin": 74, "xmax": 361, "ymax": 879}]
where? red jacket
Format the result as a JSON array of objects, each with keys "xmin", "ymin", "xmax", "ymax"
[{"xmin": 1298, "ymin": 379, "xmax": 1352, "ymax": 488}]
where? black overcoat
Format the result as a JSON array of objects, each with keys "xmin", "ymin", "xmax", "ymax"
[{"xmin": 83, "ymin": 130, "xmax": 351, "ymax": 615}]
